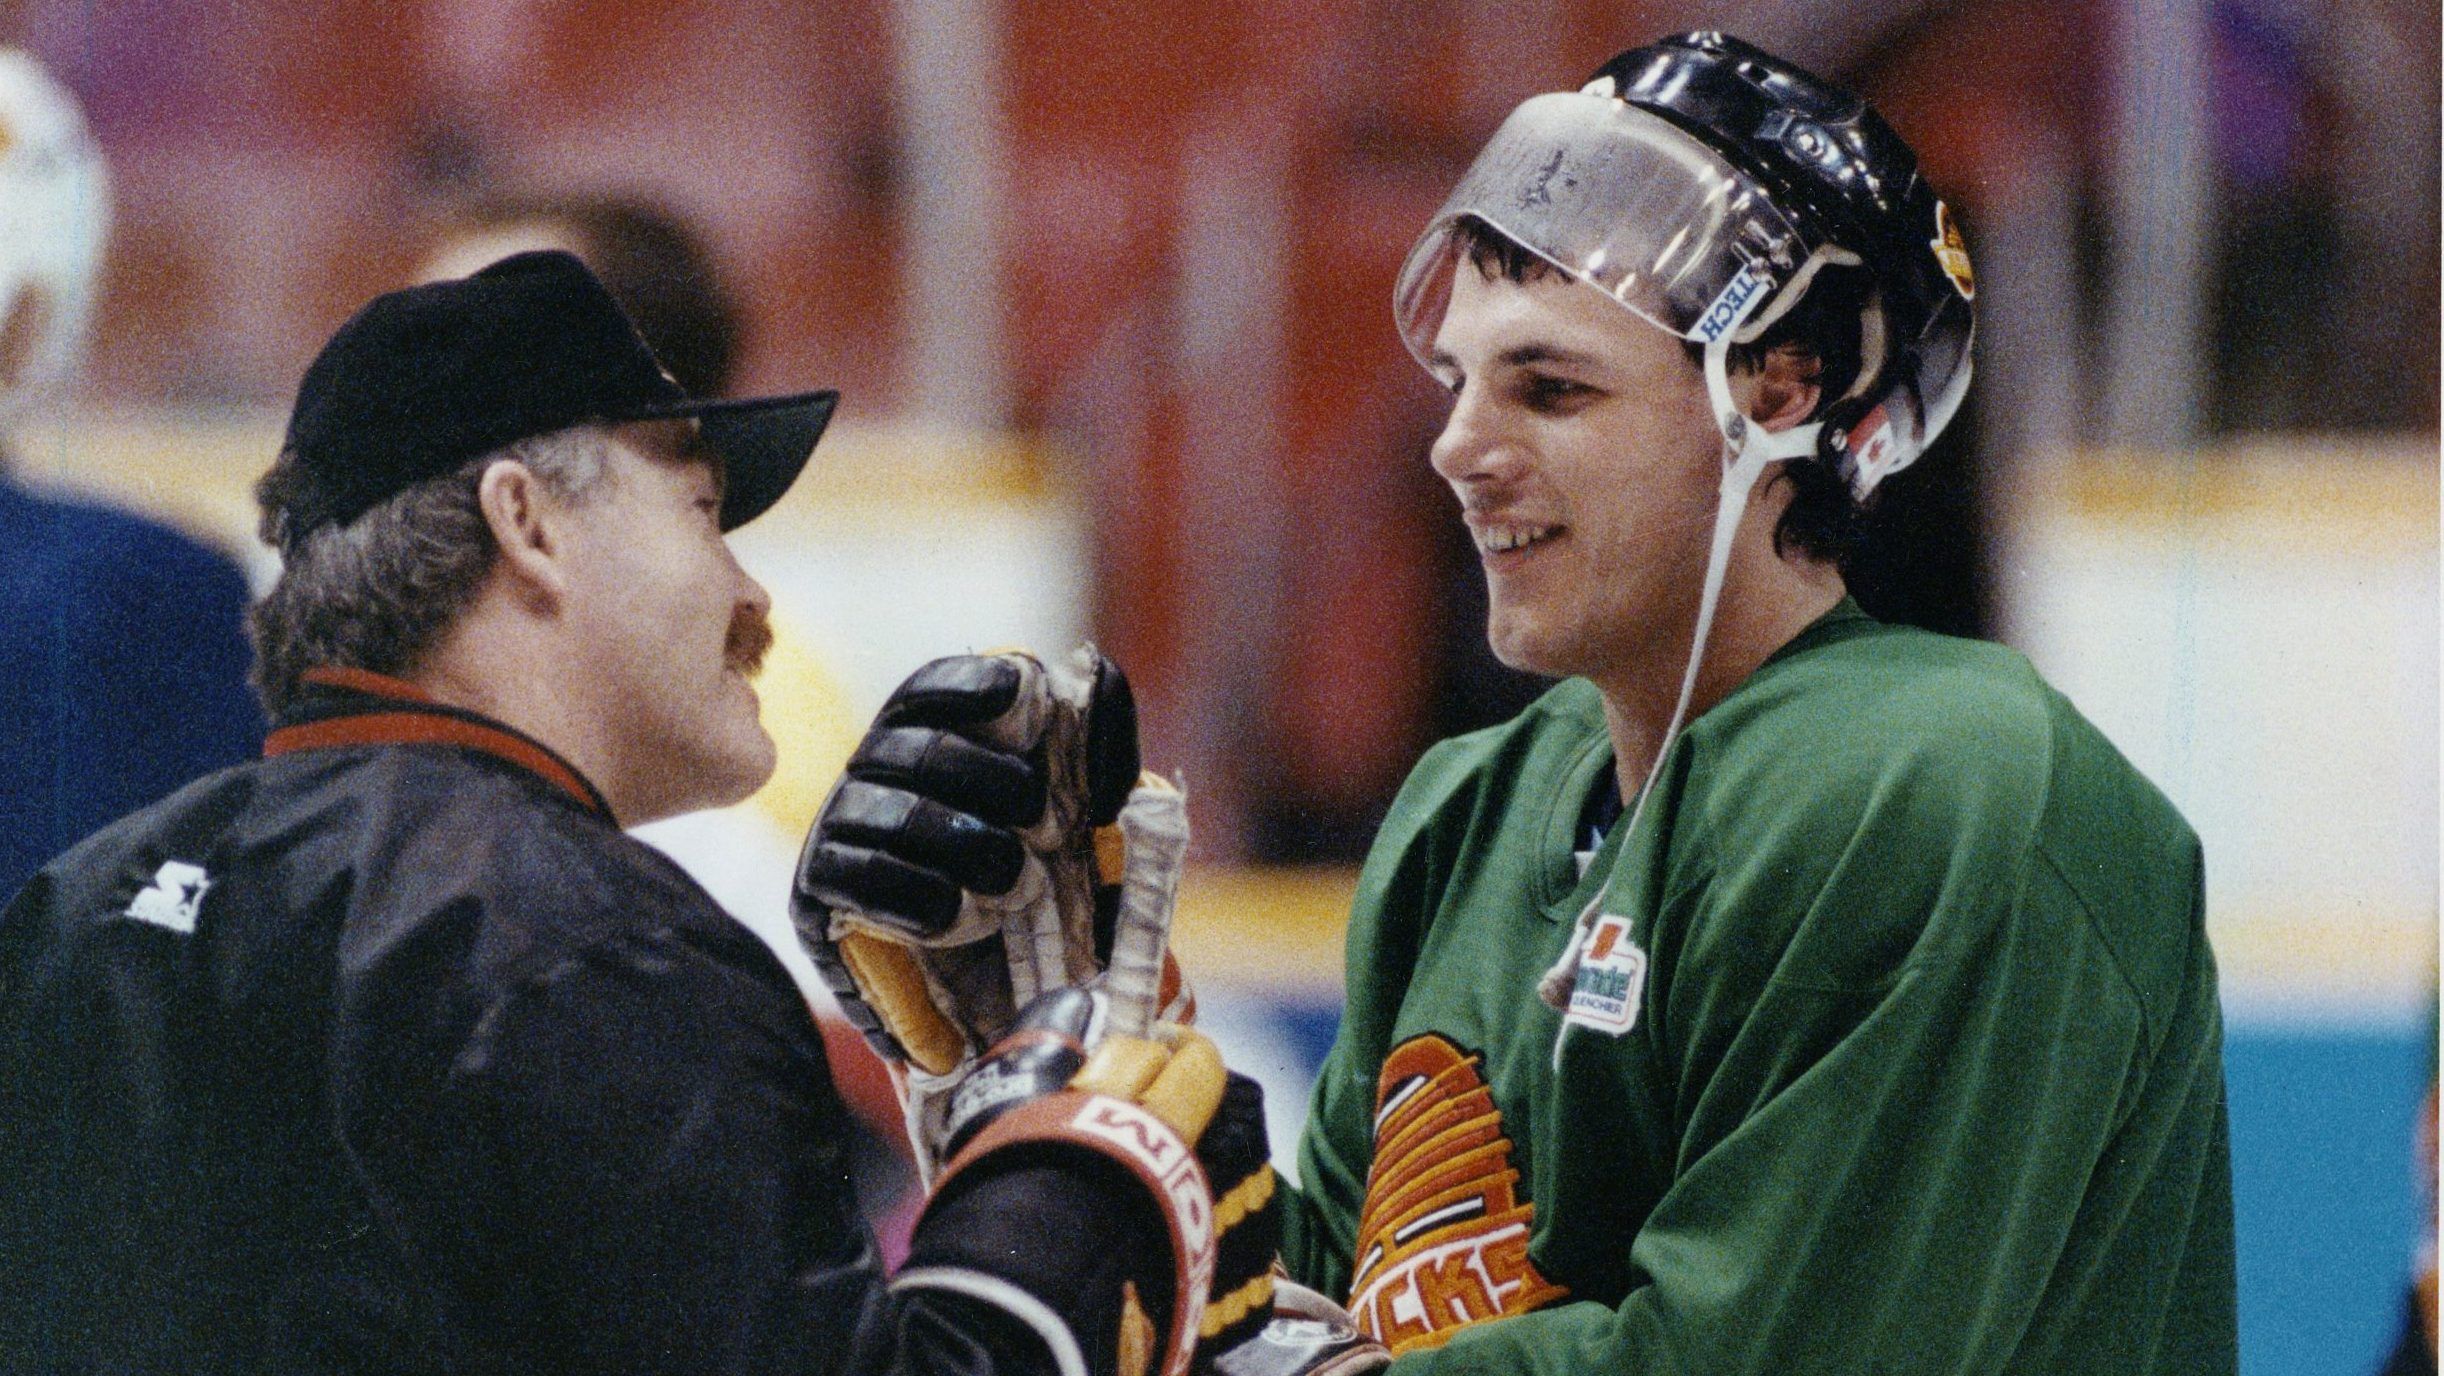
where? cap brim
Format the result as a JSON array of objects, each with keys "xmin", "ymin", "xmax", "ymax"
[{"xmin": 633, "ymin": 390, "xmax": 838, "ymax": 530}]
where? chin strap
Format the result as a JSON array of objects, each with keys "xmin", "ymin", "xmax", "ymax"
[{"xmin": 1536, "ymin": 326, "xmax": 1817, "ymax": 1067}]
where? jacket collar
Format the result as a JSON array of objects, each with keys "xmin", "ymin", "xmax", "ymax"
[{"xmin": 264, "ymin": 667, "xmax": 614, "ymax": 821}]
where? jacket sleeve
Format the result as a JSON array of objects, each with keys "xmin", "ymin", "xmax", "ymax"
[
  {"xmin": 1384, "ymin": 735, "xmax": 2211, "ymax": 1374},
  {"xmin": 339, "ymin": 924, "xmax": 1073, "ymax": 1376}
]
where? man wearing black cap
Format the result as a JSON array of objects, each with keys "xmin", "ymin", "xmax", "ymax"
[{"xmin": 0, "ymin": 252, "xmax": 1252, "ymax": 1376}]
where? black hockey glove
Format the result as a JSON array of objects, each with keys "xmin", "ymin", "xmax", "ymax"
[
  {"xmin": 899, "ymin": 988, "xmax": 1241, "ymax": 1376},
  {"xmin": 1186, "ymin": 1079, "xmax": 1389, "ymax": 1375},
  {"xmin": 793, "ymin": 649, "xmax": 1195, "ymax": 1177}
]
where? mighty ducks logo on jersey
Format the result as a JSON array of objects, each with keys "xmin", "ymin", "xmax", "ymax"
[{"xmin": 1347, "ymin": 1034, "xmax": 1569, "ymax": 1354}]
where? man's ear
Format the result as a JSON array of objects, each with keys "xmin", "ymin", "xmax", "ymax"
[
  {"xmin": 476, "ymin": 460, "xmax": 568, "ymax": 608},
  {"xmin": 1749, "ymin": 344, "xmax": 1824, "ymax": 434}
]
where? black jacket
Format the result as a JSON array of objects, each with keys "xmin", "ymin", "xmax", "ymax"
[{"xmin": 0, "ymin": 671, "xmax": 1073, "ymax": 1375}]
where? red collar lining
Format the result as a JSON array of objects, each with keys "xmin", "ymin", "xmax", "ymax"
[{"xmin": 266, "ymin": 668, "xmax": 612, "ymax": 819}]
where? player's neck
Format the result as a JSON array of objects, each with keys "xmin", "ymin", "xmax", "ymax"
[{"xmin": 1594, "ymin": 555, "xmax": 1844, "ymax": 804}]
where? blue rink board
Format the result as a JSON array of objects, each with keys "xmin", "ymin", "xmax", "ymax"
[
  {"xmin": 1226, "ymin": 995, "xmax": 2431, "ymax": 1376},
  {"xmin": 2226, "ymin": 1026, "xmax": 2429, "ymax": 1376}
]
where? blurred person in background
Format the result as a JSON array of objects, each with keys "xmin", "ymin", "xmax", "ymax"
[
  {"xmin": 0, "ymin": 49, "xmax": 261, "ymax": 904},
  {"xmin": 416, "ymin": 187, "xmax": 923, "ymax": 1254},
  {"xmin": 2378, "ymin": 1051, "xmax": 2438, "ymax": 1376},
  {"xmin": 416, "ymin": 191, "xmax": 741, "ymax": 398}
]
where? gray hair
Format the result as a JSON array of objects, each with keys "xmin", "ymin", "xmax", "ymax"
[{"xmin": 248, "ymin": 426, "xmax": 614, "ymax": 714}]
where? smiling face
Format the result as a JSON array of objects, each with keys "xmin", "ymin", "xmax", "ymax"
[
  {"xmin": 556, "ymin": 420, "xmax": 777, "ymax": 822},
  {"xmin": 1427, "ymin": 261, "xmax": 1730, "ymax": 687}
]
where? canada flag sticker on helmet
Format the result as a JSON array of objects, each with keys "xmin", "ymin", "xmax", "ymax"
[{"xmin": 1931, "ymin": 201, "xmax": 1974, "ymax": 301}]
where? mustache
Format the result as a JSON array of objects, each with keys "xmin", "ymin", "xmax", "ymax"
[{"xmin": 725, "ymin": 606, "xmax": 774, "ymax": 679}]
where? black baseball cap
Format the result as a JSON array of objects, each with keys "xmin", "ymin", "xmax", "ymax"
[{"xmin": 275, "ymin": 249, "xmax": 835, "ymax": 537}]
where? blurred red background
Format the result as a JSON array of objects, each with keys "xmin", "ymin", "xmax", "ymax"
[{"xmin": 8, "ymin": 0, "xmax": 2436, "ymax": 859}]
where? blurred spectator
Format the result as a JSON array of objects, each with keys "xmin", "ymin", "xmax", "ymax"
[
  {"xmin": 416, "ymin": 193, "xmax": 742, "ymax": 397},
  {"xmin": 0, "ymin": 49, "xmax": 261, "ymax": 903}
]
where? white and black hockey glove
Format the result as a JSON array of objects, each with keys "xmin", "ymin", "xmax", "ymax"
[
  {"xmin": 898, "ymin": 988, "xmax": 1243, "ymax": 1376},
  {"xmin": 792, "ymin": 649, "xmax": 1194, "ymax": 1177}
]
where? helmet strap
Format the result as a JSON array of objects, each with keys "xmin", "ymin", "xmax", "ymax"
[{"xmin": 1537, "ymin": 330, "xmax": 1807, "ymax": 1056}]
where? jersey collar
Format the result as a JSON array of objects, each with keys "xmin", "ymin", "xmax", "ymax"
[
  {"xmin": 1762, "ymin": 595, "xmax": 1874, "ymax": 668},
  {"xmin": 264, "ymin": 667, "xmax": 614, "ymax": 821}
]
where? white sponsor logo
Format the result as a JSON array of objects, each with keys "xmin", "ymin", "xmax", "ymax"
[
  {"xmin": 1693, "ymin": 267, "xmax": 1768, "ymax": 344},
  {"xmin": 125, "ymin": 861, "xmax": 211, "ymax": 934},
  {"xmin": 1563, "ymin": 914, "xmax": 1647, "ymax": 1035},
  {"xmin": 1072, "ymin": 1097, "xmax": 1215, "ymax": 1261},
  {"xmin": 948, "ymin": 1063, "xmax": 1039, "ymax": 1124}
]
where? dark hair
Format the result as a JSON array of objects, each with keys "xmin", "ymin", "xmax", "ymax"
[
  {"xmin": 443, "ymin": 194, "xmax": 741, "ymax": 397},
  {"xmin": 1451, "ymin": 217, "xmax": 1874, "ymax": 564}
]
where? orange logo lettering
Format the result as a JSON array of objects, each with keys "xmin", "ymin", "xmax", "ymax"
[{"xmin": 1347, "ymin": 1035, "xmax": 1567, "ymax": 1354}]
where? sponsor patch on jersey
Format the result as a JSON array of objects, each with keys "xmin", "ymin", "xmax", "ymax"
[
  {"xmin": 1931, "ymin": 200, "xmax": 1975, "ymax": 300},
  {"xmin": 124, "ymin": 860, "xmax": 210, "ymax": 933},
  {"xmin": 1562, "ymin": 914, "xmax": 1647, "ymax": 1036},
  {"xmin": 1347, "ymin": 1035, "xmax": 1569, "ymax": 1355}
]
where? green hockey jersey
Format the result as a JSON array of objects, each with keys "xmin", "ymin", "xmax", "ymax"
[{"xmin": 1282, "ymin": 602, "xmax": 2237, "ymax": 1373}]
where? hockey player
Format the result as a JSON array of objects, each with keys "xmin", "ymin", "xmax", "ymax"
[
  {"xmin": 808, "ymin": 32, "xmax": 2237, "ymax": 1374},
  {"xmin": 1271, "ymin": 33, "xmax": 2238, "ymax": 1371}
]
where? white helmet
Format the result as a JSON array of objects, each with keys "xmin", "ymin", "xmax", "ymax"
[{"xmin": 0, "ymin": 50, "xmax": 111, "ymax": 420}]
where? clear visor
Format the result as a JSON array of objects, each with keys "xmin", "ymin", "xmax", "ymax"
[{"xmin": 1394, "ymin": 92, "xmax": 1811, "ymax": 367}]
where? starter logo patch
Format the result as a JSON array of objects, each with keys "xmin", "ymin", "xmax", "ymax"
[
  {"xmin": 124, "ymin": 861, "xmax": 211, "ymax": 934},
  {"xmin": 1564, "ymin": 915, "xmax": 1647, "ymax": 1035},
  {"xmin": 1347, "ymin": 1034, "xmax": 1568, "ymax": 1354}
]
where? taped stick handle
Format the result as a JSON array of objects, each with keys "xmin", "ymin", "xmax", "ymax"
[{"xmin": 1103, "ymin": 778, "xmax": 1188, "ymax": 1039}]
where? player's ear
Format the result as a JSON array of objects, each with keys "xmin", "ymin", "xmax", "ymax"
[
  {"xmin": 1748, "ymin": 343, "xmax": 1823, "ymax": 434},
  {"xmin": 476, "ymin": 459, "xmax": 571, "ymax": 607}
]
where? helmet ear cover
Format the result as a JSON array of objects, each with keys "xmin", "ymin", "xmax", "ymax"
[{"xmin": 1699, "ymin": 255, "xmax": 1891, "ymax": 520}]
